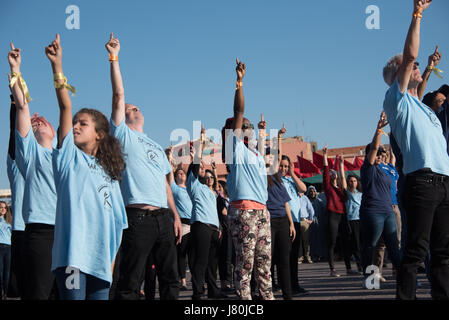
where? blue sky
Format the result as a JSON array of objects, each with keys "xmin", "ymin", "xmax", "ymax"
[{"xmin": 0, "ymin": 0, "xmax": 448, "ymax": 188}]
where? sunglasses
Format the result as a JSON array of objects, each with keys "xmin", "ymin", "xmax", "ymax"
[
  {"xmin": 242, "ymin": 123, "xmax": 254, "ymax": 129},
  {"xmin": 414, "ymin": 61, "xmax": 420, "ymax": 66}
]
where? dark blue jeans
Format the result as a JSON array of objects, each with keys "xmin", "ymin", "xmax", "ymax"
[
  {"xmin": 55, "ymin": 267, "xmax": 110, "ymax": 300},
  {"xmin": 360, "ymin": 211, "xmax": 401, "ymax": 275},
  {"xmin": 0, "ymin": 244, "xmax": 11, "ymax": 297},
  {"xmin": 397, "ymin": 171, "xmax": 449, "ymax": 300}
]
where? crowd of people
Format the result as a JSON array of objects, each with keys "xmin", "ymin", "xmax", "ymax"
[{"xmin": 1, "ymin": 0, "xmax": 449, "ymax": 301}]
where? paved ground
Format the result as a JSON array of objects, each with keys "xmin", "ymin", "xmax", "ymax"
[{"xmin": 173, "ymin": 260, "xmax": 432, "ymax": 300}]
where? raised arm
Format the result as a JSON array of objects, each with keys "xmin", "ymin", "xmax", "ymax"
[
  {"xmin": 289, "ymin": 156, "xmax": 307, "ymax": 193},
  {"xmin": 232, "ymin": 58, "xmax": 246, "ymax": 135},
  {"xmin": 389, "ymin": 144, "xmax": 397, "ymax": 167},
  {"xmin": 322, "ymin": 146, "xmax": 331, "ymax": 192},
  {"xmin": 273, "ymin": 123, "xmax": 286, "ymax": 174},
  {"xmin": 45, "ymin": 34, "xmax": 72, "ymax": 146},
  {"xmin": 106, "ymin": 33, "xmax": 125, "ymax": 126},
  {"xmin": 257, "ymin": 113, "xmax": 267, "ymax": 155},
  {"xmin": 367, "ymin": 112, "xmax": 389, "ymax": 165},
  {"xmin": 338, "ymin": 153, "xmax": 347, "ymax": 190},
  {"xmin": 8, "ymin": 79, "xmax": 16, "ymax": 160},
  {"xmin": 8, "ymin": 43, "xmax": 31, "ymax": 138},
  {"xmin": 397, "ymin": 0, "xmax": 432, "ymax": 94},
  {"xmin": 166, "ymin": 144, "xmax": 175, "ymax": 186},
  {"xmin": 418, "ymin": 45, "xmax": 442, "ymax": 100}
]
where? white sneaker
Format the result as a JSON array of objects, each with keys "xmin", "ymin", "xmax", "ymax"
[{"xmin": 375, "ymin": 273, "xmax": 387, "ymax": 283}]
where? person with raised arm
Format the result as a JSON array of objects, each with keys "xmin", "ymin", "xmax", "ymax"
[
  {"xmin": 322, "ymin": 146, "xmax": 354, "ymax": 277},
  {"xmin": 43, "ymin": 34, "xmax": 127, "ymax": 300},
  {"xmin": 186, "ymin": 125, "xmax": 224, "ymax": 300},
  {"xmin": 8, "ymin": 41, "xmax": 58, "ymax": 300},
  {"xmin": 382, "ymin": 0, "xmax": 449, "ymax": 300},
  {"xmin": 417, "ymin": 45, "xmax": 442, "ymax": 100},
  {"xmin": 264, "ymin": 123, "xmax": 296, "ymax": 300},
  {"xmin": 5, "ymin": 76, "xmax": 26, "ymax": 300},
  {"xmin": 166, "ymin": 145, "xmax": 193, "ymax": 292},
  {"xmin": 106, "ymin": 33, "xmax": 182, "ymax": 300},
  {"xmin": 359, "ymin": 112, "xmax": 401, "ymax": 288},
  {"xmin": 222, "ymin": 59, "xmax": 274, "ymax": 300}
]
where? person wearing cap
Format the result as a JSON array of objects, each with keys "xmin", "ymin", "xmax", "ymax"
[
  {"xmin": 359, "ymin": 112, "xmax": 401, "ymax": 288},
  {"xmin": 8, "ymin": 42, "xmax": 58, "ymax": 300},
  {"xmin": 382, "ymin": 0, "xmax": 449, "ymax": 300},
  {"xmin": 423, "ymin": 84, "xmax": 449, "ymax": 154}
]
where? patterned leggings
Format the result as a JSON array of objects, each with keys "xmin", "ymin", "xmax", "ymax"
[{"xmin": 228, "ymin": 206, "xmax": 274, "ymax": 300}]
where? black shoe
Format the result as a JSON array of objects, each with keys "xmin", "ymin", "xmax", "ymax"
[
  {"xmin": 180, "ymin": 285, "xmax": 188, "ymax": 291},
  {"xmin": 273, "ymin": 284, "xmax": 281, "ymax": 292},
  {"xmin": 192, "ymin": 295, "xmax": 204, "ymax": 300},
  {"xmin": 292, "ymin": 287, "xmax": 309, "ymax": 297},
  {"xmin": 221, "ymin": 286, "xmax": 234, "ymax": 294}
]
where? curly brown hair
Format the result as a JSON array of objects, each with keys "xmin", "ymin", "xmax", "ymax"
[{"xmin": 74, "ymin": 108, "xmax": 126, "ymax": 182}]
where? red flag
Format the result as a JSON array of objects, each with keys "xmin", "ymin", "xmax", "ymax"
[
  {"xmin": 334, "ymin": 154, "xmax": 340, "ymax": 171},
  {"xmin": 344, "ymin": 157, "xmax": 358, "ymax": 171},
  {"xmin": 296, "ymin": 156, "xmax": 322, "ymax": 178},
  {"xmin": 353, "ymin": 156, "xmax": 364, "ymax": 170},
  {"xmin": 312, "ymin": 152, "xmax": 324, "ymax": 170}
]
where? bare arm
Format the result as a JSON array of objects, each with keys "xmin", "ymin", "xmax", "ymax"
[
  {"xmin": 232, "ymin": 58, "xmax": 245, "ymax": 135},
  {"xmin": 257, "ymin": 113, "xmax": 267, "ymax": 155},
  {"xmin": 166, "ymin": 178, "xmax": 182, "ymax": 245},
  {"xmin": 45, "ymin": 34, "xmax": 72, "ymax": 146},
  {"xmin": 339, "ymin": 154, "xmax": 347, "ymax": 190},
  {"xmin": 8, "ymin": 43, "xmax": 31, "ymax": 138},
  {"xmin": 398, "ymin": 0, "xmax": 432, "ymax": 94},
  {"xmin": 367, "ymin": 112, "xmax": 388, "ymax": 165},
  {"xmin": 285, "ymin": 202, "xmax": 296, "ymax": 242},
  {"xmin": 289, "ymin": 157, "xmax": 307, "ymax": 193},
  {"xmin": 8, "ymin": 86, "xmax": 16, "ymax": 159},
  {"xmin": 106, "ymin": 33, "xmax": 125, "ymax": 126},
  {"xmin": 418, "ymin": 46, "xmax": 441, "ymax": 100}
]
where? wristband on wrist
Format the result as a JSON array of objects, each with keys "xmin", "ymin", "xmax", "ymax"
[
  {"xmin": 236, "ymin": 80, "xmax": 243, "ymax": 90},
  {"xmin": 413, "ymin": 11, "xmax": 423, "ymax": 19},
  {"xmin": 54, "ymin": 73, "xmax": 77, "ymax": 95},
  {"xmin": 9, "ymin": 72, "xmax": 32, "ymax": 103},
  {"xmin": 426, "ymin": 65, "xmax": 444, "ymax": 79},
  {"xmin": 109, "ymin": 54, "xmax": 118, "ymax": 62}
]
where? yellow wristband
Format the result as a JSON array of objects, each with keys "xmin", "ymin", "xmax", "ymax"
[
  {"xmin": 109, "ymin": 54, "xmax": 118, "ymax": 62},
  {"xmin": 426, "ymin": 65, "xmax": 444, "ymax": 79},
  {"xmin": 236, "ymin": 80, "xmax": 243, "ymax": 90},
  {"xmin": 10, "ymin": 72, "xmax": 32, "ymax": 103},
  {"xmin": 413, "ymin": 12, "xmax": 422, "ymax": 19},
  {"xmin": 53, "ymin": 73, "xmax": 77, "ymax": 95}
]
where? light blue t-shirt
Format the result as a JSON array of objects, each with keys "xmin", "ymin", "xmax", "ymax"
[
  {"xmin": 225, "ymin": 132, "xmax": 268, "ymax": 205},
  {"xmin": 0, "ymin": 217, "xmax": 12, "ymax": 245},
  {"xmin": 383, "ymin": 79, "xmax": 449, "ymax": 176},
  {"xmin": 7, "ymin": 155, "xmax": 25, "ymax": 231},
  {"xmin": 186, "ymin": 172, "xmax": 220, "ymax": 228},
  {"xmin": 299, "ymin": 195, "xmax": 314, "ymax": 221},
  {"xmin": 170, "ymin": 182, "xmax": 193, "ymax": 220},
  {"xmin": 346, "ymin": 190, "xmax": 362, "ymax": 221},
  {"xmin": 281, "ymin": 176, "xmax": 301, "ymax": 223},
  {"xmin": 111, "ymin": 119, "xmax": 172, "ymax": 208},
  {"xmin": 15, "ymin": 128, "xmax": 57, "ymax": 225},
  {"xmin": 51, "ymin": 130, "xmax": 128, "ymax": 284}
]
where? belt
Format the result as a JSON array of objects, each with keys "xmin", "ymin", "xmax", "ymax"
[
  {"xmin": 300, "ymin": 218, "xmax": 308, "ymax": 221},
  {"xmin": 407, "ymin": 171, "xmax": 449, "ymax": 183},
  {"xmin": 181, "ymin": 218, "xmax": 191, "ymax": 225},
  {"xmin": 127, "ymin": 207, "xmax": 170, "ymax": 219}
]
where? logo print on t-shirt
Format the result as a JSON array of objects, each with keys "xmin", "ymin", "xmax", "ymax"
[
  {"xmin": 146, "ymin": 150, "xmax": 159, "ymax": 162},
  {"xmin": 98, "ymin": 184, "xmax": 112, "ymax": 209}
]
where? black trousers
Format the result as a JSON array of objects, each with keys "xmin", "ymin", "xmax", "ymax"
[
  {"xmin": 348, "ymin": 220, "xmax": 362, "ymax": 270},
  {"xmin": 23, "ymin": 224, "xmax": 56, "ymax": 300},
  {"xmin": 143, "ymin": 252, "xmax": 157, "ymax": 300},
  {"xmin": 177, "ymin": 230, "xmax": 191, "ymax": 280},
  {"xmin": 189, "ymin": 222, "xmax": 220, "ymax": 299},
  {"xmin": 397, "ymin": 172, "xmax": 449, "ymax": 300},
  {"xmin": 116, "ymin": 208, "xmax": 179, "ymax": 300},
  {"xmin": 7, "ymin": 230, "xmax": 25, "ymax": 298},
  {"xmin": 289, "ymin": 222, "xmax": 302, "ymax": 289},
  {"xmin": 218, "ymin": 226, "xmax": 234, "ymax": 285},
  {"xmin": 271, "ymin": 216, "xmax": 292, "ymax": 300},
  {"xmin": 327, "ymin": 211, "xmax": 352, "ymax": 270}
]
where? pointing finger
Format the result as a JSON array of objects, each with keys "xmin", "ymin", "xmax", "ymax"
[
  {"xmin": 10, "ymin": 42, "xmax": 15, "ymax": 50},
  {"xmin": 261, "ymin": 113, "xmax": 264, "ymax": 121},
  {"xmin": 236, "ymin": 57, "xmax": 239, "ymax": 65}
]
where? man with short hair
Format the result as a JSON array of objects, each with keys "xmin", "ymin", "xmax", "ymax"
[{"xmin": 382, "ymin": 0, "xmax": 449, "ymax": 300}]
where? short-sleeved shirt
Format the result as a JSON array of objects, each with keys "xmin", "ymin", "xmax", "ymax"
[
  {"xmin": 186, "ymin": 172, "xmax": 219, "ymax": 228},
  {"xmin": 345, "ymin": 190, "xmax": 362, "ymax": 221},
  {"xmin": 299, "ymin": 195, "xmax": 314, "ymax": 221},
  {"xmin": 383, "ymin": 79, "xmax": 449, "ymax": 176},
  {"xmin": 360, "ymin": 160, "xmax": 393, "ymax": 215},
  {"xmin": 225, "ymin": 132, "xmax": 268, "ymax": 205},
  {"xmin": 266, "ymin": 175, "xmax": 291, "ymax": 219},
  {"xmin": 7, "ymin": 155, "xmax": 25, "ymax": 231},
  {"xmin": 110, "ymin": 119, "xmax": 172, "ymax": 208},
  {"xmin": 281, "ymin": 176, "xmax": 301, "ymax": 223},
  {"xmin": 379, "ymin": 163, "xmax": 399, "ymax": 205},
  {"xmin": 51, "ymin": 130, "xmax": 128, "ymax": 284},
  {"xmin": 15, "ymin": 128, "xmax": 57, "ymax": 225},
  {"xmin": 170, "ymin": 182, "xmax": 192, "ymax": 220},
  {"xmin": 0, "ymin": 217, "xmax": 12, "ymax": 245}
]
